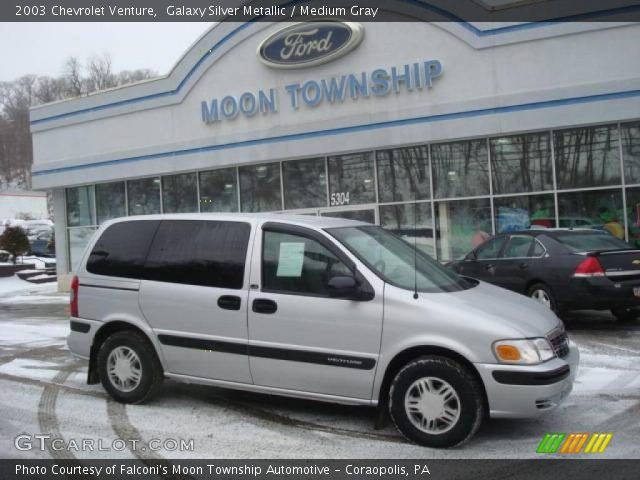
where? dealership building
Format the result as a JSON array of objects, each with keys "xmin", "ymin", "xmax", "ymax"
[{"xmin": 30, "ymin": 18, "xmax": 640, "ymax": 288}]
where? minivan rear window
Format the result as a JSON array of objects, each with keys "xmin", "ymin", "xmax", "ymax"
[
  {"xmin": 554, "ymin": 232, "xmax": 632, "ymax": 252},
  {"xmin": 87, "ymin": 220, "xmax": 160, "ymax": 278},
  {"xmin": 144, "ymin": 220, "xmax": 251, "ymax": 289}
]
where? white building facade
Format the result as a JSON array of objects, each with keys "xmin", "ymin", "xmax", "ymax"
[{"xmin": 29, "ymin": 20, "xmax": 640, "ymax": 288}]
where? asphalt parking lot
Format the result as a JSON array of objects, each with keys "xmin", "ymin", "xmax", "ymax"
[{"xmin": 0, "ymin": 284, "xmax": 638, "ymax": 459}]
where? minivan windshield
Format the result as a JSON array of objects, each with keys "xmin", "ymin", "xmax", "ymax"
[{"xmin": 328, "ymin": 226, "xmax": 474, "ymax": 293}]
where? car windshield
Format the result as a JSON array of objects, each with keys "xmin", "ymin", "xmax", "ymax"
[
  {"xmin": 328, "ymin": 226, "xmax": 473, "ymax": 293},
  {"xmin": 554, "ymin": 232, "xmax": 632, "ymax": 252}
]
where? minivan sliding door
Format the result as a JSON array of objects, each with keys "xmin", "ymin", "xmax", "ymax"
[{"xmin": 138, "ymin": 220, "xmax": 253, "ymax": 383}]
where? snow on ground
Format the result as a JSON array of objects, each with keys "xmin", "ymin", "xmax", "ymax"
[
  {"xmin": 0, "ymin": 318, "xmax": 68, "ymax": 348},
  {"xmin": 0, "ymin": 274, "xmax": 59, "ymax": 297},
  {"xmin": 0, "ymin": 358, "xmax": 64, "ymax": 382}
]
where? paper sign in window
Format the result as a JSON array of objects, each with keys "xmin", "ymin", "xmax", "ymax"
[{"xmin": 276, "ymin": 242, "xmax": 305, "ymax": 277}]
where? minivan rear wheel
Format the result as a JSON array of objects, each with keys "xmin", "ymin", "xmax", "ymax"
[
  {"xmin": 97, "ymin": 331, "xmax": 163, "ymax": 404},
  {"xmin": 389, "ymin": 356, "xmax": 484, "ymax": 448}
]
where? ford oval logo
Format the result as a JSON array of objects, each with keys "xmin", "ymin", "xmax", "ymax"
[{"xmin": 258, "ymin": 22, "xmax": 364, "ymax": 69}]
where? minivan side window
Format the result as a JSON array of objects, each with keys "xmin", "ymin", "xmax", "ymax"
[
  {"xmin": 86, "ymin": 220, "xmax": 160, "ymax": 278},
  {"xmin": 144, "ymin": 220, "xmax": 251, "ymax": 289},
  {"xmin": 262, "ymin": 230, "xmax": 351, "ymax": 296}
]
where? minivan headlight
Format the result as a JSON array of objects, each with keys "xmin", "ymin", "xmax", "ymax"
[{"xmin": 493, "ymin": 338, "xmax": 555, "ymax": 365}]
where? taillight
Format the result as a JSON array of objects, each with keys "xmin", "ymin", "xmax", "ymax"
[
  {"xmin": 70, "ymin": 275, "xmax": 79, "ymax": 317},
  {"xmin": 574, "ymin": 257, "xmax": 605, "ymax": 277}
]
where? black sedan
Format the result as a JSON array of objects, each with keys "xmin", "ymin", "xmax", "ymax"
[{"xmin": 447, "ymin": 229, "xmax": 640, "ymax": 322}]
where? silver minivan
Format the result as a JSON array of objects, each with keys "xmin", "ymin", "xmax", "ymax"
[{"xmin": 68, "ymin": 213, "xmax": 579, "ymax": 448}]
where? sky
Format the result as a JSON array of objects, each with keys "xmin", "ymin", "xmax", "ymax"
[{"xmin": 0, "ymin": 23, "xmax": 214, "ymax": 81}]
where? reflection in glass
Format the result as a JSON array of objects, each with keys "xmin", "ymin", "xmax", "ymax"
[
  {"xmin": 625, "ymin": 187, "xmax": 640, "ymax": 248},
  {"xmin": 554, "ymin": 125, "xmax": 620, "ymax": 189},
  {"xmin": 161, "ymin": 173, "xmax": 198, "ymax": 213},
  {"xmin": 199, "ymin": 168, "xmax": 238, "ymax": 212},
  {"xmin": 431, "ymin": 140, "xmax": 489, "ymax": 199},
  {"xmin": 68, "ymin": 227, "xmax": 97, "ymax": 272},
  {"xmin": 557, "ymin": 189, "xmax": 624, "ymax": 239},
  {"xmin": 66, "ymin": 186, "xmax": 95, "ymax": 227},
  {"xmin": 127, "ymin": 177, "xmax": 161, "ymax": 216},
  {"xmin": 376, "ymin": 146, "xmax": 430, "ymax": 203},
  {"xmin": 321, "ymin": 209, "xmax": 375, "ymax": 224},
  {"xmin": 622, "ymin": 122, "xmax": 640, "ymax": 184},
  {"xmin": 435, "ymin": 198, "xmax": 492, "ymax": 261},
  {"xmin": 490, "ymin": 133, "xmax": 552, "ymax": 194},
  {"xmin": 95, "ymin": 182, "xmax": 126, "ymax": 224},
  {"xmin": 380, "ymin": 202, "xmax": 435, "ymax": 257},
  {"xmin": 239, "ymin": 163, "xmax": 282, "ymax": 212},
  {"xmin": 283, "ymin": 158, "xmax": 327, "ymax": 209},
  {"xmin": 493, "ymin": 194, "xmax": 556, "ymax": 233},
  {"xmin": 328, "ymin": 152, "xmax": 376, "ymax": 206}
]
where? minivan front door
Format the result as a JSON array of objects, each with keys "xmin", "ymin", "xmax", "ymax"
[
  {"xmin": 138, "ymin": 220, "xmax": 254, "ymax": 383},
  {"xmin": 247, "ymin": 223, "xmax": 384, "ymax": 401}
]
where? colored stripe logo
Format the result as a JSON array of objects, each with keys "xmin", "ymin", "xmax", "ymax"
[{"xmin": 537, "ymin": 433, "xmax": 613, "ymax": 454}]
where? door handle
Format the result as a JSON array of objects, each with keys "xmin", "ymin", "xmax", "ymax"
[
  {"xmin": 519, "ymin": 263, "xmax": 529, "ymax": 270},
  {"xmin": 484, "ymin": 264, "xmax": 494, "ymax": 271},
  {"xmin": 218, "ymin": 295, "xmax": 241, "ymax": 311},
  {"xmin": 252, "ymin": 298, "xmax": 278, "ymax": 314}
]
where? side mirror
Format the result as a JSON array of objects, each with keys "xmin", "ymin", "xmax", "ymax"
[
  {"xmin": 327, "ymin": 274, "xmax": 374, "ymax": 301},
  {"xmin": 465, "ymin": 251, "xmax": 477, "ymax": 261}
]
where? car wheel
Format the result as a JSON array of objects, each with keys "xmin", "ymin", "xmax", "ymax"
[
  {"xmin": 97, "ymin": 330, "xmax": 163, "ymax": 404},
  {"xmin": 528, "ymin": 283, "xmax": 557, "ymax": 312},
  {"xmin": 389, "ymin": 356, "xmax": 485, "ymax": 448},
  {"xmin": 611, "ymin": 307, "xmax": 639, "ymax": 323}
]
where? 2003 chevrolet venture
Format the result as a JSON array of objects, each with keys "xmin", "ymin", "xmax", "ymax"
[{"xmin": 68, "ymin": 213, "xmax": 579, "ymax": 448}]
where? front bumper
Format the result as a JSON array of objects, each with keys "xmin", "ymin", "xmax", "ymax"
[{"xmin": 474, "ymin": 341, "xmax": 579, "ymax": 418}]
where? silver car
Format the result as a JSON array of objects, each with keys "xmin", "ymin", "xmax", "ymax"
[{"xmin": 68, "ymin": 213, "xmax": 579, "ymax": 448}]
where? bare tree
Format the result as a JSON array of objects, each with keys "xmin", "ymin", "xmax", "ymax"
[
  {"xmin": 86, "ymin": 53, "xmax": 117, "ymax": 93},
  {"xmin": 0, "ymin": 56, "xmax": 157, "ymax": 192},
  {"xmin": 63, "ymin": 56, "xmax": 84, "ymax": 97}
]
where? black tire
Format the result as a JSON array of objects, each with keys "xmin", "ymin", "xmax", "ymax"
[
  {"xmin": 611, "ymin": 307, "xmax": 640, "ymax": 323},
  {"xmin": 97, "ymin": 330, "xmax": 163, "ymax": 404},
  {"xmin": 389, "ymin": 356, "xmax": 485, "ymax": 448},
  {"xmin": 527, "ymin": 282, "xmax": 558, "ymax": 312}
]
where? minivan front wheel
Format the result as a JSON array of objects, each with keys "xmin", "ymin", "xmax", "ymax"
[
  {"xmin": 97, "ymin": 331, "xmax": 163, "ymax": 404},
  {"xmin": 389, "ymin": 356, "xmax": 484, "ymax": 448}
]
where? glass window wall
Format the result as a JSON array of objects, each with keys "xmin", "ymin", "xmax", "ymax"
[
  {"xmin": 554, "ymin": 125, "xmax": 621, "ymax": 189},
  {"xmin": 161, "ymin": 173, "xmax": 198, "ymax": 213},
  {"xmin": 490, "ymin": 133, "xmax": 553, "ymax": 194},
  {"xmin": 95, "ymin": 182, "xmax": 125, "ymax": 224},
  {"xmin": 127, "ymin": 177, "xmax": 161, "ymax": 216},
  {"xmin": 431, "ymin": 140, "xmax": 489, "ymax": 199},
  {"xmin": 376, "ymin": 146, "xmax": 430, "ymax": 203},
  {"xmin": 622, "ymin": 122, "xmax": 640, "ymax": 185},
  {"xmin": 328, "ymin": 152, "xmax": 376, "ymax": 206},
  {"xmin": 557, "ymin": 189, "xmax": 624, "ymax": 239},
  {"xmin": 283, "ymin": 158, "xmax": 327, "ymax": 209},
  {"xmin": 494, "ymin": 194, "xmax": 556, "ymax": 233},
  {"xmin": 199, "ymin": 168, "xmax": 238, "ymax": 212},
  {"xmin": 239, "ymin": 163, "xmax": 282, "ymax": 212},
  {"xmin": 66, "ymin": 186, "xmax": 94, "ymax": 227},
  {"xmin": 435, "ymin": 198, "xmax": 492, "ymax": 261}
]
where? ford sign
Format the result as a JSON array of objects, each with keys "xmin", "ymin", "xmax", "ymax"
[{"xmin": 258, "ymin": 22, "xmax": 364, "ymax": 69}]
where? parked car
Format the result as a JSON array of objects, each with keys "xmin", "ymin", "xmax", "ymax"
[
  {"xmin": 29, "ymin": 228, "xmax": 54, "ymax": 257},
  {"xmin": 68, "ymin": 214, "xmax": 578, "ymax": 448},
  {"xmin": 447, "ymin": 229, "xmax": 640, "ymax": 322}
]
